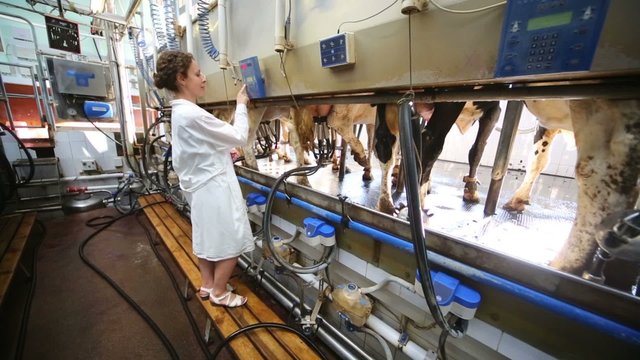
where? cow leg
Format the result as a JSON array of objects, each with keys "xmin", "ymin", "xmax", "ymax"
[
  {"xmin": 550, "ymin": 99, "xmax": 640, "ymax": 274},
  {"xmin": 419, "ymin": 102, "xmax": 466, "ymax": 209},
  {"xmin": 504, "ymin": 126, "xmax": 561, "ymax": 211},
  {"xmin": 375, "ymin": 104, "xmax": 399, "ymax": 215},
  {"xmin": 242, "ymin": 108, "xmax": 267, "ymax": 170},
  {"xmin": 287, "ymin": 110, "xmax": 312, "ymax": 187},
  {"xmin": 464, "ymin": 102, "xmax": 501, "ymax": 203},
  {"xmin": 364, "ymin": 123, "xmax": 375, "ymax": 181}
]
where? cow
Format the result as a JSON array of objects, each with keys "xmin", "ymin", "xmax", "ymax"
[
  {"xmin": 503, "ymin": 100, "xmax": 574, "ymax": 212},
  {"xmin": 374, "ymin": 101, "xmax": 502, "ymax": 215},
  {"xmin": 312, "ymin": 104, "xmax": 377, "ymax": 181},
  {"xmin": 538, "ymin": 99, "xmax": 639, "ymax": 274}
]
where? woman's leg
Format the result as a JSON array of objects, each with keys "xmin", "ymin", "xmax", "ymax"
[
  {"xmin": 199, "ymin": 258, "xmax": 216, "ymax": 289},
  {"xmin": 212, "ymin": 257, "xmax": 238, "ymax": 297}
]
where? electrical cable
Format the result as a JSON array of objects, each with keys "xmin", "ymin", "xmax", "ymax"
[
  {"xmin": 430, "ymin": 0, "xmax": 506, "ymax": 14},
  {"xmin": 83, "ymin": 116, "xmax": 123, "ymax": 146},
  {"xmin": 79, "ymin": 200, "xmax": 180, "ymax": 360},
  {"xmin": 135, "ymin": 213, "xmax": 214, "ymax": 360},
  {"xmin": 337, "ymin": 0, "xmax": 398, "ymax": 34},
  {"xmin": 14, "ymin": 219, "xmax": 45, "ymax": 360},
  {"xmin": 279, "ymin": 52, "xmax": 300, "ymax": 111},
  {"xmin": 211, "ymin": 322, "xmax": 328, "ymax": 360},
  {"xmin": 92, "ymin": 37, "xmax": 103, "ymax": 61}
]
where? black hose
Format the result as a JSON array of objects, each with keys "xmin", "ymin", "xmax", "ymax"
[
  {"xmin": 14, "ymin": 219, "xmax": 45, "ymax": 360},
  {"xmin": 78, "ymin": 201, "xmax": 180, "ymax": 359},
  {"xmin": 397, "ymin": 100, "xmax": 455, "ymax": 340},
  {"xmin": 142, "ymin": 116, "xmax": 171, "ymax": 191},
  {"xmin": 0, "ymin": 122, "xmax": 34, "ymax": 185},
  {"xmin": 135, "ymin": 213, "xmax": 214, "ymax": 360},
  {"xmin": 262, "ymin": 164, "xmax": 338, "ymax": 274},
  {"xmin": 211, "ymin": 322, "xmax": 328, "ymax": 360}
]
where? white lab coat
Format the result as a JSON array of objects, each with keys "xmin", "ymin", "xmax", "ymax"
[{"xmin": 170, "ymin": 99, "xmax": 254, "ymax": 261}]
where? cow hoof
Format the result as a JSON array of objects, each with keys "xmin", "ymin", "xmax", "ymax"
[
  {"xmin": 377, "ymin": 201, "xmax": 397, "ymax": 216},
  {"xmin": 503, "ymin": 198, "xmax": 529, "ymax": 212},
  {"xmin": 281, "ymin": 155, "xmax": 292, "ymax": 163},
  {"xmin": 362, "ymin": 171, "xmax": 373, "ymax": 182},
  {"xmin": 297, "ymin": 177, "xmax": 312, "ymax": 188},
  {"xmin": 463, "ymin": 190, "xmax": 480, "ymax": 204}
]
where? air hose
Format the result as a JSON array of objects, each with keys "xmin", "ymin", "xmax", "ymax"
[
  {"xmin": 262, "ymin": 163, "xmax": 338, "ymax": 274},
  {"xmin": 397, "ymin": 100, "xmax": 459, "ymax": 346},
  {"xmin": 164, "ymin": 0, "xmax": 180, "ymax": 51},
  {"xmin": 149, "ymin": 0, "xmax": 168, "ymax": 50},
  {"xmin": 128, "ymin": 28, "xmax": 164, "ymax": 108},
  {"xmin": 142, "ymin": 115, "xmax": 171, "ymax": 191},
  {"xmin": 197, "ymin": 0, "xmax": 220, "ymax": 60}
]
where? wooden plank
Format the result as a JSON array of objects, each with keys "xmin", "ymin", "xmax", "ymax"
[
  {"xmin": 234, "ymin": 281, "xmax": 322, "ymax": 360},
  {"xmin": 226, "ymin": 304, "xmax": 295, "ymax": 360},
  {"xmin": 139, "ymin": 196, "xmax": 265, "ymax": 360},
  {"xmin": 0, "ymin": 212, "xmax": 36, "ymax": 305},
  {"xmin": 0, "ymin": 215, "xmax": 22, "ymax": 260}
]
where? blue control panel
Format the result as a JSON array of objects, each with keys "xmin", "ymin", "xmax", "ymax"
[
  {"xmin": 319, "ymin": 32, "xmax": 355, "ymax": 68},
  {"xmin": 495, "ymin": 0, "xmax": 609, "ymax": 77},
  {"xmin": 239, "ymin": 56, "xmax": 266, "ymax": 98}
]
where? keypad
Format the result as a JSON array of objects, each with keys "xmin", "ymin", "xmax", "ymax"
[{"xmin": 526, "ymin": 32, "xmax": 559, "ymax": 69}]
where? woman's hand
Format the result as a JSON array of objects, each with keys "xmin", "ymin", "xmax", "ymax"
[{"xmin": 236, "ymin": 84, "xmax": 249, "ymax": 105}]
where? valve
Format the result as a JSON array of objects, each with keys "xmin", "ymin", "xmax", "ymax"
[{"xmin": 301, "ymin": 217, "xmax": 336, "ymax": 247}]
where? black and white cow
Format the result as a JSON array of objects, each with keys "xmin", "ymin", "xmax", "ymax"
[{"xmin": 374, "ymin": 101, "xmax": 502, "ymax": 215}]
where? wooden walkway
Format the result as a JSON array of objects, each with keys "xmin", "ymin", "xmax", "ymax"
[{"xmin": 139, "ymin": 194, "xmax": 321, "ymax": 360}]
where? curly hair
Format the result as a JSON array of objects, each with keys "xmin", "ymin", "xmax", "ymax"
[{"xmin": 153, "ymin": 51, "xmax": 194, "ymax": 92}]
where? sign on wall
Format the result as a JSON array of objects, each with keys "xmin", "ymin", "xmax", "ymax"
[{"xmin": 44, "ymin": 15, "xmax": 81, "ymax": 54}]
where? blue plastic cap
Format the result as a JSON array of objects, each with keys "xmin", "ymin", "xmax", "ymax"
[
  {"xmin": 303, "ymin": 217, "xmax": 335, "ymax": 238},
  {"xmin": 415, "ymin": 269, "xmax": 481, "ymax": 309},
  {"xmin": 454, "ymin": 285, "xmax": 481, "ymax": 309},
  {"xmin": 83, "ymin": 101, "xmax": 112, "ymax": 118},
  {"xmin": 246, "ymin": 192, "xmax": 266, "ymax": 206}
]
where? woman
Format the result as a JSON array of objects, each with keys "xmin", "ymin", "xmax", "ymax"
[{"xmin": 153, "ymin": 51, "xmax": 253, "ymax": 307}]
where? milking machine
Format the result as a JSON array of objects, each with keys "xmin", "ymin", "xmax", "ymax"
[{"xmin": 584, "ymin": 209, "xmax": 640, "ymax": 296}]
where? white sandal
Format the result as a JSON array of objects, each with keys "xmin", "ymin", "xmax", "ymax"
[
  {"xmin": 198, "ymin": 284, "xmax": 235, "ymax": 300},
  {"xmin": 210, "ymin": 291, "xmax": 247, "ymax": 308}
]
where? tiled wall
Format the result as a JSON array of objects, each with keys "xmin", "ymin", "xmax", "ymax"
[
  {"xmin": 439, "ymin": 101, "xmax": 576, "ymax": 178},
  {"xmin": 53, "ymin": 130, "xmax": 122, "ymax": 177}
]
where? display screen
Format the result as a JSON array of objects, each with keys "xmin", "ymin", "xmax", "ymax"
[{"xmin": 527, "ymin": 11, "xmax": 573, "ymax": 31}]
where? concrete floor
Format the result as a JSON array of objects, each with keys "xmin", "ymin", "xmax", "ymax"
[{"xmin": 1, "ymin": 207, "xmax": 301, "ymax": 360}]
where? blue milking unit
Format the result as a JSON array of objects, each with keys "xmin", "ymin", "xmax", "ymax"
[
  {"xmin": 415, "ymin": 269, "xmax": 481, "ymax": 320},
  {"xmin": 239, "ymin": 56, "xmax": 266, "ymax": 99},
  {"xmin": 246, "ymin": 192, "xmax": 267, "ymax": 214},
  {"xmin": 301, "ymin": 217, "xmax": 336, "ymax": 247},
  {"xmin": 496, "ymin": 0, "xmax": 610, "ymax": 77}
]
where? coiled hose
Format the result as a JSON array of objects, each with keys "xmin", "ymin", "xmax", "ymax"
[
  {"xmin": 129, "ymin": 29, "xmax": 164, "ymax": 108},
  {"xmin": 197, "ymin": 0, "xmax": 219, "ymax": 60},
  {"xmin": 164, "ymin": 0, "xmax": 180, "ymax": 51},
  {"xmin": 149, "ymin": 1, "xmax": 168, "ymax": 50}
]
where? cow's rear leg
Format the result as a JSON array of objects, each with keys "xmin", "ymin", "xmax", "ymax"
[
  {"xmin": 504, "ymin": 126, "xmax": 560, "ymax": 212},
  {"xmin": 551, "ymin": 99, "xmax": 640, "ymax": 274},
  {"xmin": 464, "ymin": 102, "xmax": 501, "ymax": 203}
]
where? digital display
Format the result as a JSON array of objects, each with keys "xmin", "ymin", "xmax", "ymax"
[{"xmin": 527, "ymin": 11, "xmax": 573, "ymax": 31}]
